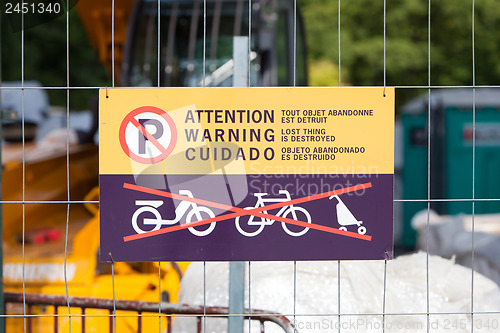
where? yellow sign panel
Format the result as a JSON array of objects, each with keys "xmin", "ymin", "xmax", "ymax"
[{"xmin": 99, "ymin": 87, "xmax": 394, "ymax": 176}]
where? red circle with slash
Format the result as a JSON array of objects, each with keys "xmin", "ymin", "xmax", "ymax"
[{"xmin": 119, "ymin": 106, "xmax": 177, "ymax": 164}]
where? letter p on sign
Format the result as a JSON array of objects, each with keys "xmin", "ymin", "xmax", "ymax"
[{"xmin": 138, "ymin": 118, "xmax": 164, "ymax": 154}]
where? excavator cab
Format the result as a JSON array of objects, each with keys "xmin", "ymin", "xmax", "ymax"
[{"xmin": 122, "ymin": 0, "xmax": 307, "ymax": 87}]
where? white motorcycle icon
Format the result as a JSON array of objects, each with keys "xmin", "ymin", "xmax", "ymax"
[{"xmin": 131, "ymin": 190, "xmax": 216, "ymax": 237}]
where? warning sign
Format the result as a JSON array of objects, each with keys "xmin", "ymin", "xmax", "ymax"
[{"xmin": 99, "ymin": 87, "xmax": 395, "ymax": 262}]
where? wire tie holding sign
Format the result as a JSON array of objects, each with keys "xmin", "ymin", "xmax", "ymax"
[
  {"xmin": 383, "ymin": 86, "xmax": 386, "ymax": 97},
  {"xmin": 106, "ymin": 86, "xmax": 109, "ymax": 98}
]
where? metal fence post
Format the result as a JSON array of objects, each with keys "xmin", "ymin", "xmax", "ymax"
[{"xmin": 228, "ymin": 36, "xmax": 249, "ymax": 333}]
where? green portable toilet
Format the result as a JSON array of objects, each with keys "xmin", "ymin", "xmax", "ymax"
[{"xmin": 401, "ymin": 89, "xmax": 500, "ymax": 248}]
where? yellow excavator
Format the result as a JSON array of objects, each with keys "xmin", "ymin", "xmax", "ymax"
[{"xmin": 3, "ymin": 0, "xmax": 306, "ymax": 331}]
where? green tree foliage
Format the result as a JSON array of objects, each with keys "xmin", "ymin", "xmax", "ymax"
[
  {"xmin": 1, "ymin": 8, "xmax": 108, "ymax": 109},
  {"xmin": 299, "ymin": 0, "xmax": 500, "ymax": 94},
  {"xmin": 3, "ymin": 1, "xmax": 500, "ymax": 109}
]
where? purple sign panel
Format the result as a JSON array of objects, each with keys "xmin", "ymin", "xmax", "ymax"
[{"xmin": 99, "ymin": 174, "xmax": 393, "ymax": 262}]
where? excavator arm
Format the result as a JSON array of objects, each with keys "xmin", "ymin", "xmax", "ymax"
[{"xmin": 74, "ymin": 0, "xmax": 136, "ymax": 83}]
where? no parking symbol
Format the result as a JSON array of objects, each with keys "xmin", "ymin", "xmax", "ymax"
[{"xmin": 119, "ymin": 106, "xmax": 177, "ymax": 164}]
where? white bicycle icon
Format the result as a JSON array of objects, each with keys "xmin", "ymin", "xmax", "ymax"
[
  {"xmin": 131, "ymin": 190, "xmax": 216, "ymax": 237},
  {"xmin": 235, "ymin": 190, "xmax": 312, "ymax": 237}
]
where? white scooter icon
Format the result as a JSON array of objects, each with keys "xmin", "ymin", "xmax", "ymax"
[{"xmin": 131, "ymin": 190, "xmax": 216, "ymax": 237}]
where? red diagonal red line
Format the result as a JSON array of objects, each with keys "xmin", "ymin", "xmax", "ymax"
[{"xmin": 122, "ymin": 182, "xmax": 372, "ymax": 242}]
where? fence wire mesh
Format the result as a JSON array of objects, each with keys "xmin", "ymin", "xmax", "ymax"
[{"xmin": 1, "ymin": 0, "xmax": 500, "ymax": 332}]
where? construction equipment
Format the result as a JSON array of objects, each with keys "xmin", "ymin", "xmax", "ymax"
[
  {"xmin": 2, "ymin": 132, "xmax": 189, "ymax": 331},
  {"xmin": 76, "ymin": 0, "xmax": 307, "ymax": 87},
  {"xmin": 3, "ymin": 0, "xmax": 307, "ymax": 331}
]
